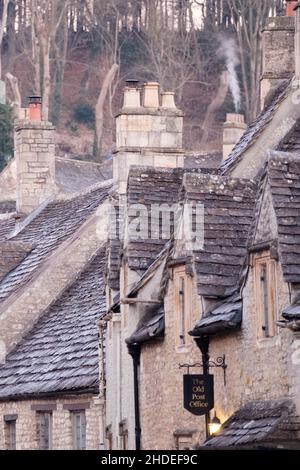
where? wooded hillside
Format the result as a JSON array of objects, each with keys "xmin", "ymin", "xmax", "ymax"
[{"xmin": 0, "ymin": 1, "xmax": 287, "ymax": 162}]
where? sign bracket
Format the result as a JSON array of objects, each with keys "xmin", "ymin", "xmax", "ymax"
[{"xmin": 179, "ymin": 354, "xmax": 227, "ymax": 386}]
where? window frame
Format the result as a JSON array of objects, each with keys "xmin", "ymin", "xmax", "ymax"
[
  {"xmin": 72, "ymin": 410, "xmax": 87, "ymax": 450},
  {"xmin": 173, "ymin": 267, "xmax": 192, "ymax": 350},
  {"xmin": 253, "ymin": 251, "xmax": 278, "ymax": 340},
  {"xmin": 37, "ymin": 411, "xmax": 53, "ymax": 450},
  {"xmin": 4, "ymin": 417, "xmax": 17, "ymax": 450}
]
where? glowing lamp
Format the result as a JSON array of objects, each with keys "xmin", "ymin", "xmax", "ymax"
[{"xmin": 208, "ymin": 412, "xmax": 222, "ymax": 436}]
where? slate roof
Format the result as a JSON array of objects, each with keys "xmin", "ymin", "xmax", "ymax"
[
  {"xmin": 205, "ymin": 399, "xmax": 300, "ymax": 448},
  {"xmin": 106, "ymin": 194, "xmax": 122, "ymax": 291},
  {"xmin": 184, "ymin": 152, "xmax": 221, "ymax": 171},
  {"xmin": 0, "ymin": 218, "xmax": 15, "ymax": 241},
  {"xmin": 220, "ymin": 80, "xmax": 290, "ymax": 175},
  {"xmin": 55, "ymin": 157, "xmax": 112, "ymax": 193},
  {"xmin": 126, "ymin": 303, "xmax": 165, "ymax": 345},
  {"xmin": 0, "ymin": 181, "xmax": 113, "ymax": 304},
  {"xmin": 190, "ymin": 293, "xmax": 242, "ymax": 336},
  {"xmin": 127, "ymin": 166, "xmax": 184, "ymax": 274},
  {"xmin": 267, "ymin": 153, "xmax": 300, "ymax": 283},
  {"xmin": 183, "ymin": 173, "xmax": 257, "ymax": 298},
  {"xmin": 0, "ymin": 201, "xmax": 16, "ymax": 213},
  {"xmin": 278, "ymin": 119, "xmax": 300, "ymax": 153},
  {"xmin": 0, "ymin": 248, "xmax": 106, "ymax": 399},
  {"xmin": 282, "ymin": 295, "xmax": 300, "ymax": 320}
]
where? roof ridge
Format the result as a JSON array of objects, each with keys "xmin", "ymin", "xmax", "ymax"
[
  {"xmin": 183, "ymin": 171, "xmax": 257, "ymax": 186},
  {"xmin": 55, "ymin": 156, "xmax": 111, "ymax": 167},
  {"xmin": 268, "ymin": 148, "xmax": 300, "ymax": 163},
  {"xmin": 220, "ymin": 79, "xmax": 291, "ymax": 175},
  {"xmin": 56, "ymin": 178, "xmax": 115, "ymax": 201}
]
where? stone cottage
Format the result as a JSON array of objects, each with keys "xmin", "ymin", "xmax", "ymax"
[
  {"xmin": 105, "ymin": 1, "xmax": 300, "ymax": 450},
  {"xmin": 0, "ymin": 101, "xmax": 113, "ymax": 450}
]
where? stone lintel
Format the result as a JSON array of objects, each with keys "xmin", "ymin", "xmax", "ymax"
[
  {"xmin": 14, "ymin": 120, "xmax": 56, "ymax": 132},
  {"xmin": 115, "ymin": 108, "xmax": 184, "ymax": 118},
  {"xmin": 113, "ymin": 147, "xmax": 185, "ymax": 155}
]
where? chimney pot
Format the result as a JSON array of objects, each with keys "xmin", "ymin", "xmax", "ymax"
[
  {"xmin": 225, "ymin": 113, "xmax": 245, "ymax": 124},
  {"xmin": 223, "ymin": 113, "xmax": 247, "ymax": 161},
  {"xmin": 286, "ymin": 1, "xmax": 298, "ymax": 16},
  {"xmin": 161, "ymin": 92, "xmax": 176, "ymax": 109},
  {"xmin": 28, "ymin": 96, "xmax": 42, "ymax": 121},
  {"xmin": 143, "ymin": 82, "xmax": 160, "ymax": 108},
  {"xmin": 123, "ymin": 87, "xmax": 141, "ymax": 108}
]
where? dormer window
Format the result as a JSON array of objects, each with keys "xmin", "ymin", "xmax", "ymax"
[
  {"xmin": 174, "ymin": 266, "xmax": 192, "ymax": 349},
  {"xmin": 253, "ymin": 251, "xmax": 278, "ymax": 339}
]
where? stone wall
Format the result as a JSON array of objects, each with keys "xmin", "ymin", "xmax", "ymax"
[
  {"xmin": 230, "ymin": 92, "xmax": 300, "ymax": 178},
  {"xmin": 138, "ymin": 258, "xmax": 297, "ymax": 449},
  {"xmin": 15, "ymin": 120, "xmax": 56, "ymax": 214},
  {"xmin": 0, "ymin": 395, "xmax": 102, "ymax": 450},
  {"xmin": 210, "ymin": 262, "xmax": 293, "ymax": 427},
  {"xmin": 114, "ymin": 106, "xmax": 184, "ymax": 194},
  {"xmin": 105, "ymin": 264, "xmax": 141, "ymax": 450},
  {"xmin": 261, "ymin": 16, "xmax": 295, "ymax": 109},
  {"xmin": 0, "ymin": 202, "xmax": 109, "ymax": 362},
  {"xmin": 139, "ymin": 266, "xmax": 205, "ymax": 450}
]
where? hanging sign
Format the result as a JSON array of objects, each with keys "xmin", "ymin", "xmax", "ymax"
[{"xmin": 183, "ymin": 374, "xmax": 214, "ymax": 416}]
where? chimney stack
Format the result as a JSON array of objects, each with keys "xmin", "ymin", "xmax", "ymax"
[
  {"xmin": 114, "ymin": 82, "xmax": 184, "ymax": 194},
  {"xmin": 15, "ymin": 97, "xmax": 56, "ymax": 214},
  {"xmin": 223, "ymin": 113, "xmax": 247, "ymax": 161},
  {"xmin": 260, "ymin": 11, "xmax": 295, "ymax": 110}
]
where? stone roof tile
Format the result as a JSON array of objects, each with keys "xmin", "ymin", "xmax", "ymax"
[
  {"xmin": 0, "ymin": 181, "xmax": 112, "ymax": 304},
  {"xmin": 0, "ymin": 248, "xmax": 106, "ymax": 399}
]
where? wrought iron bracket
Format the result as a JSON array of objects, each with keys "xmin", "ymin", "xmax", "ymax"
[{"xmin": 179, "ymin": 355, "xmax": 227, "ymax": 386}]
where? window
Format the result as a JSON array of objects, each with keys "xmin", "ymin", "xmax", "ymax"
[
  {"xmin": 119, "ymin": 421, "xmax": 128, "ymax": 450},
  {"xmin": 105, "ymin": 425, "xmax": 113, "ymax": 450},
  {"xmin": 174, "ymin": 432, "xmax": 193, "ymax": 450},
  {"xmin": 37, "ymin": 412, "xmax": 52, "ymax": 450},
  {"xmin": 254, "ymin": 252, "xmax": 278, "ymax": 339},
  {"xmin": 4, "ymin": 416, "xmax": 17, "ymax": 450},
  {"xmin": 174, "ymin": 268, "xmax": 192, "ymax": 349},
  {"xmin": 72, "ymin": 411, "xmax": 86, "ymax": 450},
  {"xmin": 108, "ymin": 433, "xmax": 113, "ymax": 450}
]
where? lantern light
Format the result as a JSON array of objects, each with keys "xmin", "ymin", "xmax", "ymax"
[{"xmin": 208, "ymin": 411, "xmax": 222, "ymax": 436}]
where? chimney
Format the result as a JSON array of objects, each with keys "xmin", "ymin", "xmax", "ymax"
[
  {"xmin": 15, "ymin": 97, "xmax": 56, "ymax": 214},
  {"xmin": 161, "ymin": 92, "xmax": 176, "ymax": 109},
  {"xmin": 260, "ymin": 10, "xmax": 295, "ymax": 109},
  {"xmin": 143, "ymin": 82, "xmax": 159, "ymax": 108},
  {"xmin": 223, "ymin": 113, "xmax": 247, "ymax": 161},
  {"xmin": 287, "ymin": 0, "xmax": 298, "ymax": 17},
  {"xmin": 123, "ymin": 79, "xmax": 141, "ymax": 108},
  {"xmin": 28, "ymin": 96, "xmax": 42, "ymax": 121},
  {"xmin": 114, "ymin": 82, "xmax": 184, "ymax": 194}
]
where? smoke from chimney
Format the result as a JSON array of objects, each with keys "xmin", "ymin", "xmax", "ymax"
[{"xmin": 218, "ymin": 37, "xmax": 241, "ymax": 113}]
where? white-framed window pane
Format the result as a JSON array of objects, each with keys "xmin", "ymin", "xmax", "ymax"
[
  {"xmin": 73, "ymin": 411, "xmax": 86, "ymax": 450},
  {"xmin": 38, "ymin": 412, "xmax": 52, "ymax": 450}
]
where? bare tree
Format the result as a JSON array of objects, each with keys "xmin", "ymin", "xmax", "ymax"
[
  {"xmin": 0, "ymin": 0, "xmax": 9, "ymax": 79},
  {"xmin": 201, "ymin": 71, "xmax": 229, "ymax": 146},
  {"xmin": 134, "ymin": 27, "xmax": 200, "ymax": 104},
  {"xmin": 5, "ymin": 72, "xmax": 21, "ymax": 116},
  {"xmin": 225, "ymin": 0, "xmax": 275, "ymax": 121},
  {"xmin": 30, "ymin": 0, "xmax": 70, "ymax": 120}
]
